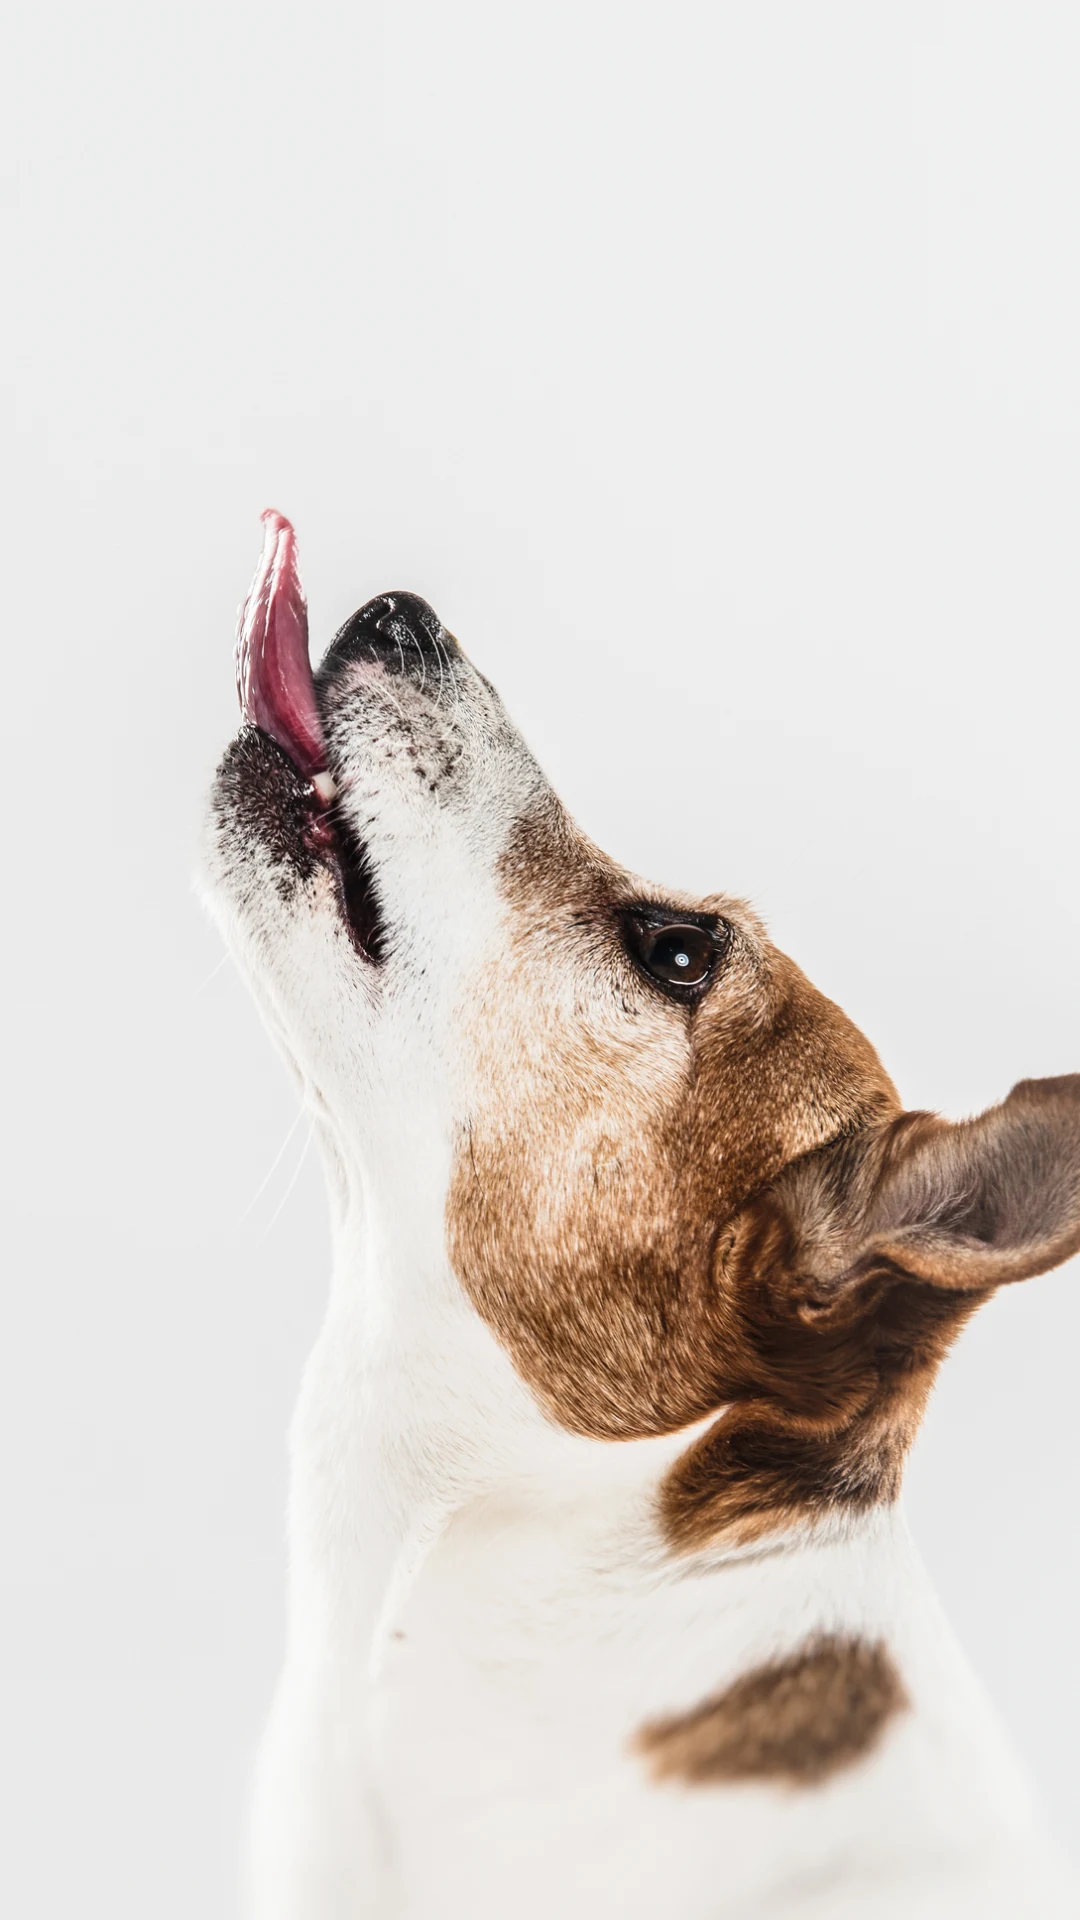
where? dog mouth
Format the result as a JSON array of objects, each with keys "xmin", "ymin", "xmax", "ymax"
[{"xmin": 235, "ymin": 510, "xmax": 385, "ymax": 961}]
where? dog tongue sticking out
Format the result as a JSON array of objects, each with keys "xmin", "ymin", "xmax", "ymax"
[{"xmin": 235, "ymin": 510, "xmax": 336, "ymax": 800}]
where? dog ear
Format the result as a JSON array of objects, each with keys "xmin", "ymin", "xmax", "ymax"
[
  {"xmin": 783, "ymin": 1074, "xmax": 1080, "ymax": 1298},
  {"xmin": 663, "ymin": 1078, "xmax": 1080, "ymax": 1551}
]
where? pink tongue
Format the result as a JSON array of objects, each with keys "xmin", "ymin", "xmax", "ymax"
[{"xmin": 235, "ymin": 510, "xmax": 329, "ymax": 778}]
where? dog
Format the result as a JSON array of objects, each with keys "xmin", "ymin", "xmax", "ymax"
[{"xmin": 201, "ymin": 512, "xmax": 1080, "ymax": 1919}]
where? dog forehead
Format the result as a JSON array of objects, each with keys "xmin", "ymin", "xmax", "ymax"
[{"xmin": 482, "ymin": 787, "xmax": 894, "ymax": 1096}]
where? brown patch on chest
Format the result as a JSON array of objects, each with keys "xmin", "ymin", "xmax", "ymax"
[{"xmin": 634, "ymin": 1635, "xmax": 907, "ymax": 1788}]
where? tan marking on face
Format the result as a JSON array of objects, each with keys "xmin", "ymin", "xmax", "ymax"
[
  {"xmin": 633, "ymin": 1635, "xmax": 907, "ymax": 1788},
  {"xmin": 446, "ymin": 795, "xmax": 1080, "ymax": 1553},
  {"xmin": 447, "ymin": 794, "xmax": 899, "ymax": 1442}
]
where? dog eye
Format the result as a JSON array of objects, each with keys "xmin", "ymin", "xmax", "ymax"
[{"xmin": 632, "ymin": 923, "xmax": 720, "ymax": 988}]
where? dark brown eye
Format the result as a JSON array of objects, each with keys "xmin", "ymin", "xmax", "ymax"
[{"xmin": 633, "ymin": 922, "xmax": 720, "ymax": 988}]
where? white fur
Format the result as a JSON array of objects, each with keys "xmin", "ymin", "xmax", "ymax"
[{"xmin": 202, "ymin": 639, "xmax": 1076, "ymax": 1918}]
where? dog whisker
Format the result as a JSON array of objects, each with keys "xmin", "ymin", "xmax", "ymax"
[
  {"xmin": 261, "ymin": 1117, "xmax": 316, "ymax": 1237},
  {"xmin": 239, "ymin": 1104, "xmax": 307, "ymax": 1222},
  {"xmin": 191, "ymin": 949, "xmax": 232, "ymax": 994}
]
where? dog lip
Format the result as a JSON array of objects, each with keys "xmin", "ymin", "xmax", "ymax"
[{"xmin": 235, "ymin": 510, "xmax": 330, "ymax": 782}]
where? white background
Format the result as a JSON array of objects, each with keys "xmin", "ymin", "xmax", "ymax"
[{"xmin": 5, "ymin": 4, "xmax": 1080, "ymax": 1914}]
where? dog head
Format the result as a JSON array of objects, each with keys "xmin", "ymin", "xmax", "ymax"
[{"xmin": 203, "ymin": 514, "xmax": 1080, "ymax": 1546}]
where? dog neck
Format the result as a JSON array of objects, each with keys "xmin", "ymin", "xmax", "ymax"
[{"xmin": 299, "ymin": 1122, "xmax": 900, "ymax": 1668}]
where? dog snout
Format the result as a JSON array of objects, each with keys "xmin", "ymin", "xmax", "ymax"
[{"xmin": 317, "ymin": 591, "xmax": 461, "ymax": 692}]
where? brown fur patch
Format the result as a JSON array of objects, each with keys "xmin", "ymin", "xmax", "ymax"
[
  {"xmin": 447, "ymin": 795, "xmax": 1080, "ymax": 1551},
  {"xmin": 634, "ymin": 1635, "xmax": 907, "ymax": 1788},
  {"xmin": 449, "ymin": 797, "xmax": 900, "ymax": 1438},
  {"xmin": 657, "ymin": 1182, "xmax": 984, "ymax": 1550},
  {"xmin": 662, "ymin": 1081, "xmax": 1080, "ymax": 1549}
]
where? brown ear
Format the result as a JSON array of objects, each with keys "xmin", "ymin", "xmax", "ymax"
[
  {"xmin": 785, "ymin": 1074, "xmax": 1080, "ymax": 1296},
  {"xmin": 658, "ymin": 1077, "xmax": 1080, "ymax": 1554}
]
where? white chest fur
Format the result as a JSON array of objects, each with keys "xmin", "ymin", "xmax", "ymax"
[{"xmin": 246, "ymin": 1256, "xmax": 1071, "ymax": 1920}]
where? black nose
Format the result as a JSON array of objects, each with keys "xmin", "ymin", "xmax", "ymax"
[{"xmin": 316, "ymin": 591, "xmax": 459, "ymax": 687}]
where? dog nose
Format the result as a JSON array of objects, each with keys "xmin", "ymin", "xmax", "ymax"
[{"xmin": 317, "ymin": 591, "xmax": 460, "ymax": 686}]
